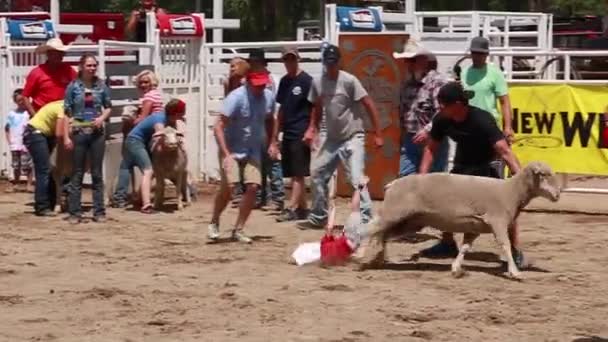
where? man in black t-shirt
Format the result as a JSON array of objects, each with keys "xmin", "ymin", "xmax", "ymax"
[
  {"xmin": 271, "ymin": 47, "xmax": 313, "ymax": 222},
  {"xmin": 418, "ymin": 82, "xmax": 527, "ymax": 267}
]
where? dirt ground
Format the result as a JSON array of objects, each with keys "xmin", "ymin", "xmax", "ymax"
[{"xmin": 1, "ymin": 178, "xmax": 608, "ymax": 342}]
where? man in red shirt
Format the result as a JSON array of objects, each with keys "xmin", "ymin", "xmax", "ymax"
[{"xmin": 22, "ymin": 38, "xmax": 77, "ymax": 117}]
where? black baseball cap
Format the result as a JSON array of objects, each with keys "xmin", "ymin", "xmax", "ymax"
[
  {"xmin": 248, "ymin": 49, "xmax": 267, "ymax": 66},
  {"xmin": 437, "ymin": 82, "xmax": 474, "ymax": 105},
  {"xmin": 470, "ymin": 36, "xmax": 490, "ymax": 54},
  {"xmin": 322, "ymin": 44, "xmax": 341, "ymax": 65}
]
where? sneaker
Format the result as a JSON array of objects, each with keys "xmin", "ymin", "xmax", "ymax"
[
  {"xmin": 67, "ymin": 215, "xmax": 81, "ymax": 225},
  {"xmin": 110, "ymin": 200, "xmax": 127, "ymax": 209},
  {"xmin": 270, "ymin": 201, "xmax": 284, "ymax": 212},
  {"xmin": 419, "ymin": 240, "xmax": 459, "ymax": 259},
  {"xmin": 231, "ymin": 229, "xmax": 253, "ymax": 244},
  {"xmin": 276, "ymin": 208, "xmax": 298, "ymax": 222},
  {"xmin": 207, "ymin": 223, "xmax": 220, "ymax": 241},
  {"xmin": 295, "ymin": 208, "xmax": 310, "ymax": 220},
  {"xmin": 93, "ymin": 215, "xmax": 107, "ymax": 223},
  {"xmin": 35, "ymin": 210, "xmax": 57, "ymax": 217},
  {"xmin": 296, "ymin": 219, "xmax": 325, "ymax": 230}
]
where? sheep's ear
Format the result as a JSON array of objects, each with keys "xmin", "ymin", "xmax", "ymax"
[{"xmin": 528, "ymin": 162, "xmax": 542, "ymax": 175}]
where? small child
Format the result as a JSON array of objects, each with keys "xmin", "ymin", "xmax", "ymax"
[{"xmin": 4, "ymin": 89, "xmax": 33, "ymax": 193}]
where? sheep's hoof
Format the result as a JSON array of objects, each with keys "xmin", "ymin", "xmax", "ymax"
[
  {"xmin": 451, "ymin": 268, "xmax": 466, "ymax": 279},
  {"xmin": 508, "ymin": 270, "xmax": 524, "ymax": 281},
  {"xmin": 177, "ymin": 204, "xmax": 184, "ymax": 211},
  {"xmin": 357, "ymin": 258, "xmax": 385, "ymax": 271}
]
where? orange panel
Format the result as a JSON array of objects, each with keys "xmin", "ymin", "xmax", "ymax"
[{"xmin": 336, "ymin": 33, "xmax": 409, "ymax": 200}]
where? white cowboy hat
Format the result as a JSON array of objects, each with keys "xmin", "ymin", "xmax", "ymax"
[
  {"xmin": 393, "ymin": 39, "xmax": 435, "ymax": 60},
  {"xmin": 34, "ymin": 38, "xmax": 68, "ymax": 54}
]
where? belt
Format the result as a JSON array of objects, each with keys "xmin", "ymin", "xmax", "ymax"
[{"xmin": 25, "ymin": 124, "xmax": 43, "ymax": 135}]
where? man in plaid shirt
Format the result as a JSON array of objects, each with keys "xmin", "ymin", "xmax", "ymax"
[{"xmin": 394, "ymin": 40, "xmax": 449, "ymax": 177}]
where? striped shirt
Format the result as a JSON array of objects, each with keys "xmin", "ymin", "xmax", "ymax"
[
  {"xmin": 142, "ymin": 89, "xmax": 164, "ymax": 114},
  {"xmin": 399, "ymin": 70, "xmax": 446, "ymax": 133}
]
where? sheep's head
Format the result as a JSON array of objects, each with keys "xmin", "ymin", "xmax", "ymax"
[
  {"xmin": 158, "ymin": 126, "xmax": 184, "ymax": 151},
  {"xmin": 523, "ymin": 161, "xmax": 561, "ymax": 202}
]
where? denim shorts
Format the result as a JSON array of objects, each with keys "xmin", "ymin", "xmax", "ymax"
[{"xmin": 125, "ymin": 136, "xmax": 152, "ymax": 171}]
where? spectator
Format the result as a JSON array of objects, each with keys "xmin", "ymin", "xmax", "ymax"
[
  {"xmin": 126, "ymin": 0, "xmax": 167, "ymax": 43},
  {"xmin": 247, "ymin": 49, "xmax": 284, "ymax": 211},
  {"xmin": 226, "ymin": 57, "xmax": 251, "ymax": 207},
  {"xmin": 224, "ymin": 57, "xmax": 250, "ymax": 96},
  {"xmin": 418, "ymin": 82, "xmax": 526, "ymax": 268},
  {"xmin": 274, "ymin": 47, "xmax": 313, "ymax": 222},
  {"xmin": 4, "ymin": 89, "xmax": 34, "ymax": 193},
  {"xmin": 111, "ymin": 99, "xmax": 186, "ymax": 213},
  {"xmin": 23, "ymin": 100, "xmax": 72, "ymax": 217},
  {"xmin": 208, "ymin": 71, "xmax": 277, "ymax": 244},
  {"xmin": 64, "ymin": 53, "xmax": 113, "ymax": 224},
  {"xmin": 22, "ymin": 38, "xmax": 77, "ymax": 116},
  {"xmin": 460, "ymin": 36, "xmax": 514, "ymax": 178},
  {"xmin": 394, "ymin": 40, "xmax": 449, "ymax": 177},
  {"xmin": 298, "ymin": 44, "xmax": 384, "ymax": 230}
]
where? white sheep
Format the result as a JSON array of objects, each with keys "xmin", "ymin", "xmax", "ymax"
[
  {"xmin": 358, "ymin": 161, "xmax": 561, "ymax": 280},
  {"xmin": 150, "ymin": 124, "xmax": 190, "ymax": 211}
]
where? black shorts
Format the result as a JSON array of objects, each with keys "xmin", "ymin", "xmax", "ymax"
[
  {"xmin": 281, "ymin": 139, "xmax": 310, "ymax": 178},
  {"xmin": 451, "ymin": 164, "xmax": 500, "ymax": 179}
]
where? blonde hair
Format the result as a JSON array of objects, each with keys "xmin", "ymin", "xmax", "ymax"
[
  {"xmin": 134, "ymin": 69, "xmax": 159, "ymax": 89},
  {"xmin": 229, "ymin": 57, "xmax": 250, "ymax": 78}
]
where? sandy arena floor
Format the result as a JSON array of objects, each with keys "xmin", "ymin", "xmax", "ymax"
[{"xmin": 1, "ymin": 178, "xmax": 608, "ymax": 342}]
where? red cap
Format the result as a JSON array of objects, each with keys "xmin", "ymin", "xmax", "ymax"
[
  {"xmin": 247, "ymin": 71, "xmax": 270, "ymax": 87},
  {"xmin": 166, "ymin": 98, "xmax": 186, "ymax": 117}
]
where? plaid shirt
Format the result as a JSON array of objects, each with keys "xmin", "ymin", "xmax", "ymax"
[{"xmin": 399, "ymin": 70, "xmax": 447, "ymax": 133}]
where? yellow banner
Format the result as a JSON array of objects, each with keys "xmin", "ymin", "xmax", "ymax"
[{"xmin": 508, "ymin": 84, "xmax": 608, "ymax": 175}]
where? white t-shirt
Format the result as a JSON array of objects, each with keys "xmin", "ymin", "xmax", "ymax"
[{"xmin": 5, "ymin": 109, "xmax": 29, "ymax": 151}]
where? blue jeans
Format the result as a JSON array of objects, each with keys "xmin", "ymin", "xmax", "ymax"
[
  {"xmin": 68, "ymin": 129, "xmax": 106, "ymax": 217},
  {"xmin": 399, "ymin": 132, "xmax": 449, "ymax": 177},
  {"xmin": 112, "ymin": 137, "xmax": 152, "ymax": 204},
  {"xmin": 23, "ymin": 127, "xmax": 56, "ymax": 214},
  {"xmin": 258, "ymin": 145, "xmax": 285, "ymax": 205},
  {"xmin": 309, "ymin": 133, "xmax": 372, "ymax": 225}
]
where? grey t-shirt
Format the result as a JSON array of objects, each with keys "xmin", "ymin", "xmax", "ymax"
[{"xmin": 308, "ymin": 70, "xmax": 368, "ymax": 142}]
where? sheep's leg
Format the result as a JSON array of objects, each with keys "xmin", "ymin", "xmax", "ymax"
[
  {"xmin": 451, "ymin": 233, "xmax": 479, "ymax": 278},
  {"xmin": 358, "ymin": 231, "xmax": 387, "ymax": 270},
  {"xmin": 494, "ymin": 228, "xmax": 523, "ymax": 280},
  {"xmin": 175, "ymin": 176, "xmax": 183, "ymax": 211},
  {"xmin": 183, "ymin": 172, "xmax": 191, "ymax": 207},
  {"xmin": 154, "ymin": 176, "xmax": 164, "ymax": 210}
]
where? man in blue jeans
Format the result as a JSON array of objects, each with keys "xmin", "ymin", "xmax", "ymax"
[
  {"xmin": 395, "ymin": 39, "xmax": 449, "ymax": 176},
  {"xmin": 298, "ymin": 44, "xmax": 384, "ymax": 229}
]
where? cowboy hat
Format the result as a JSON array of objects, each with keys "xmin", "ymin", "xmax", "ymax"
[
  {"xmin": 34, "ymin": 38, "xmax": 68, "ymax": 54},
  {"xmin": 393, "ymin": 39, "xmax": 434, "ymax": 60}
]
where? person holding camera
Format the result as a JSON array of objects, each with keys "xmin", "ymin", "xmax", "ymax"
[{"xmin": 126, "ymin": 0, "xmax": 167, "ymax": 43}]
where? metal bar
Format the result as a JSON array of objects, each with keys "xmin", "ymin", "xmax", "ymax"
[
  {"xmin": 562, "ymin": 188, "xmax": 608, "ymax": 195},
  {"xmin": 508, "ymin": 79, "xmax": 608, "ymax": 84},
  {"xmin": 564, "ymin": 54, "xmax": 571, "ymax": 81},
  {"xmin": 205, "ymin": 41, "xmax": 324, "ymax": 49},
  {"xmin": 415, "ymin": 11, "xmax": 545, "ymax": 17},
  {"xmin": 428, "ymin": 50, "xmax": 608, "ymax": 56},
  {"xmin": 486, "ymin": 31, "xmax": 541, "ymax": 37}
]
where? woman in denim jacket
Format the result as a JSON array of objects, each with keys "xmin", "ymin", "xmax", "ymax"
[{"xmin": 64, "ymin": 53, "xmax": 112, "ymax": 224}]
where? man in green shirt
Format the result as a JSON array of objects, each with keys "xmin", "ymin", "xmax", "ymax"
[
  {"xmin": 444, "ymin": 38, "xmax": 514, "ymax": 180},
  {"xmin": 460, "ymin": 37, "xmax": 514, "ymax": 148}
]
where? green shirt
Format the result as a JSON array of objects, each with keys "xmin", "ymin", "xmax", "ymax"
[{"xmin": 460, "ymin": 63, "xmax": 508, "ymax": 125}]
